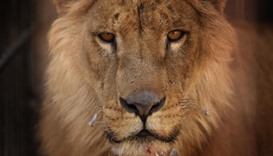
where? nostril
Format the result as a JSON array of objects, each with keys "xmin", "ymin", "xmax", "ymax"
[
  {"xmin": 120, "ymin": 96, "xmax": 166, "ymax": 116},
  {"xmin": 119, "ymin": 98, "xmax": 138, "ymax": 113},
  {"xmin": 150, "ymin": 97, "xmax": 166, "ymax": 114}
]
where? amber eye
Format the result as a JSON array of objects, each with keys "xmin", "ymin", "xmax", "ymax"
[
  {"xmin": 167, "ymin": 30, "xmax": 185, "ymax": 42},
  {"xmin": 98, "ymin": 32, "xmax": 115, "ymax": 43}
]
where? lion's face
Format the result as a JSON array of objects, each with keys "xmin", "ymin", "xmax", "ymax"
[
  {"xmin": 48, "ymin": 0, "xmax": 235, "ymax": 155},
  {"xmin": 84, "ymin": 0, "xmax": 199, "ymax": 149}
]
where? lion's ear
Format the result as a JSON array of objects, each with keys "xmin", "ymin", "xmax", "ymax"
[
  {"xmin": 202, "ymin": 0, "xmax": 227, "ymax": 14},
  {"xmin": 51, "ymin": 0, "xmax": 77, "ymax": 15}
]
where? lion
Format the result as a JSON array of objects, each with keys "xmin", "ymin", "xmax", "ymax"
[{"xmin": 38, "ymin": 0, "xmax": 273, "ymax": 156}]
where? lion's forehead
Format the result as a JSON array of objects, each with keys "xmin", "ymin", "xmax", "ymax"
[{"xmin": 88, "ymin": 0, "xmax": 197, "ymax": 34}]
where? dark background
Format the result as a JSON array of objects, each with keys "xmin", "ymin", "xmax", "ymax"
[
  {"xmin": 0, "ymin": 0, "xmax": 38, "ymax": 156},
  {"xmin": 0, "ymin": 0, "xmax": 272, "ymax": 156},
  {"xmin": 226, "ymin": 0, "xmax": 273, "ymax": 22},
  {"xmin": 258, "ymin": 0, "xmax": 273, "ymax": 22}
]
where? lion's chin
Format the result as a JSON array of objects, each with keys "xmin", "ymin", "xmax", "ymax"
[{"xmin": 110, "ymin": 139, "xmax": 176, "ymax": 156}]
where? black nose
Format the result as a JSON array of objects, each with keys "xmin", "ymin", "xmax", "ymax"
[{"xmin": 119, "ymin": 91, "xmax": 166, "ymax": 122}]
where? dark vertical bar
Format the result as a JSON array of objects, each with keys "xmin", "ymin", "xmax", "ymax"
[
  {"xmin": 1, "ymin": 0, "xmax": 36, "ymax": 155},
  {"xmin": 258, "ymin": 0, "xmax": 273, "ymax": 22},
  {"xmin": 226, "ymin": 0, "xmax": 257, "ymax": 21}
]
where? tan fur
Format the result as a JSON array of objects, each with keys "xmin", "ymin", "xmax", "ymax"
[{"xmin": 39, "ymin": 0, "xmax": 273, "ymax": 156}]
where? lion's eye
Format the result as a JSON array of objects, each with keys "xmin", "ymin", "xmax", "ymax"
[
  {"xmin": 167, "ymin": 30, "xmax": 185, "ymax": 42},
  {"xmin": 98, "ymin": 32, "xmax": 115, "ymax": 43}
]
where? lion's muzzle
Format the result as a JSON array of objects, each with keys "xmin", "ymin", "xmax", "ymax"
[{"xmin": 119, "ymin": 91, "xmax": 166, "ymax": 122}]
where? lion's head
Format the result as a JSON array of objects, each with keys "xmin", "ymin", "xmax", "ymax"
[{"xmin": 41, "ymin": 0, "xmax": 236, "ymax": 155}]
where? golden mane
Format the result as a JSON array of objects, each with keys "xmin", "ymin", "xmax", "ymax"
[{"xmin": 39, "ymin": 0, "xmax": 272, "ymax": 155}]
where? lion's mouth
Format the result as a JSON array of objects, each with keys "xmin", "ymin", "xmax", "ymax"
[
  {"xmin": 106, "ymin": 128, "xmax": 179, "ymax": 144},
  {"xmin": 136, "ymin": 129, "xmax": 152, "ymax": 138}
]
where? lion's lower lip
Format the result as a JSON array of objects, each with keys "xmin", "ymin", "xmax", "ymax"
[
  {"xmin": 106, "ymin": 128, "xmax": 179, "ymax": 144},
  {"xmin": 135, "ymin": 129, "xmax": 152, "ymax": 138},
  {"xmin": 133, "ymin": 129, "xmax": 178, "ymax": 143}
]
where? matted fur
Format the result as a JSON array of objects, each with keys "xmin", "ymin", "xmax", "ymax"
[{"xmin": 39, "ymin": 0, "xmax": 272, "ymax": 156}]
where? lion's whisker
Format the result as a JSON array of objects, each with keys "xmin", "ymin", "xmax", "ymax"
[
  {"xmin": 87, "ymin": 114, "xmax": 98, "ymax": 127},
  {"xmin": 87, "ymin": 109, "xmax": 105, "ymax": 127}
]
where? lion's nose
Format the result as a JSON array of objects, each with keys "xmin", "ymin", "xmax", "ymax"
[{"xmin": 119, "ymin": 91, "xmax": 166, "ymax": 122}]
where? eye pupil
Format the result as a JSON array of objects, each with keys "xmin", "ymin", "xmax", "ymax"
[
  {"xmin": 167, "ymin": 30, "xmax": 184, "ymax": 42},
  {"xmin": 98, "ymin": 32, "xmax": 115, "ymax": 43}
]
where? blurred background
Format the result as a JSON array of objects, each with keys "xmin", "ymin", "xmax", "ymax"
[{"xmin": 0, "ymin": 0, "xmax": 272, "ymax": 155}]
